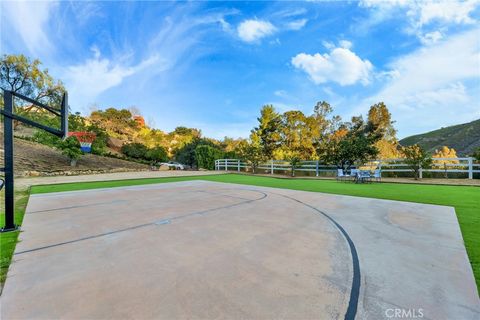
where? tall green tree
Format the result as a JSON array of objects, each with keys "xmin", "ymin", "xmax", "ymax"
[
  {"xmin": 252, "ymin": 105, "xmax": 281, "ymax": 159},
  {"xmin": 278, "ymin": 110, "xmax": 316, "ymax": 160}
]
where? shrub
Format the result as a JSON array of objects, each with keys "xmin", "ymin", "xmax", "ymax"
[
  {"xmin": 145, "ymin": 146, "xmax": 168, "ymax": 164},
  {"xmin": 195, "ymin": 145, "xmax": 224, "ymax": 170},
  {"xmin": 59, "ymin": 136, "xmax": 82, "ymax": 166},
  {"xmin": 121, "ymin": 143, "xmax": 148, "ymax": 159},
  {"xmin": 174, "ymin": 138, "xmax": 215, "ymax": 168}
]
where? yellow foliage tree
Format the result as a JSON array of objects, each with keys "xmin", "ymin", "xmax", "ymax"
[{"xmin": 433, "ymin": 146, "xmax": 458, "ymax": 178}]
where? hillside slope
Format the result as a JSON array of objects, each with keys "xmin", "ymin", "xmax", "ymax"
[
  {"xmin": 399, "ymin": 119, "xmax": 480, "ymax": 156},
  {"xmin": 0, "ymin": 134, "xmax": 149, "ymax": 177}
]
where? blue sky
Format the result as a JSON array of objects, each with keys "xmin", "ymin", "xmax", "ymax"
[{"xmin": 1, "ymin": 1, "xmax": 479, "ymax": 139}]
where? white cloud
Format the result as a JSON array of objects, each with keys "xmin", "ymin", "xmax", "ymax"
[
  {"xmin": 64, "ymin": 48, "xmax": 159, "ymax": 110},
  {"xmin": 373, "ymin": 29, "xmax": 479, "ymax": 97},
  {"xmin": 286, "ymin": 19, "xmax": 308, "ymax": 30},
  {"xmin": 415, "ymin": 0, "xmax": 478, "ymax": 26},
  {"xmin": 361, "ymin": 0, "xmax": 479, "ymax": 25},
  {"xmin": 57, "ymin": 6, "xmax": 236, "ymax": 112},
  {"xmin": 339, "ymin": 40, "xmax": 353, "ymax": 49},
  {"xmin": 359, "ymin": 0, "xmax": 480, "ymax": 41},
  {"xmin": 419, "ymin": 30, "xmax": 444, "ymax": 45},
  {"xmin": 237, "ymin": 19, "xmax": 277, "ymax": 43},
  {"xmin": 363, "ymin": 28, "xmax": 480, "ymax": 136},
  {"xmin": 291, "ymin": 44, "xmax": 373, "ymax": 86},
  {"xmin": 1, "ymin": 1, "xmax": 57, "ymax": 55}
]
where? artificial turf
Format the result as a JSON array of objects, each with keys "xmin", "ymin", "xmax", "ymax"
[{"xmin": 2, "ymin": 173, "xmax": 479, "ymax": 292}]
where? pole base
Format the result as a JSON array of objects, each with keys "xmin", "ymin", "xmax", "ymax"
[{"xmin": 0, "ymin": 225, "xmax": 19, "ymax": 233}]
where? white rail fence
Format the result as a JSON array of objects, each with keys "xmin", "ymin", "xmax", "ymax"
[{"xmin": 215, "ymin": 158, "xmax": 480, "ymax": 179}]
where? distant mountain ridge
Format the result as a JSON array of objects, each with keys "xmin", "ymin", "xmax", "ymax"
[{"xmin": 399, "ymin": 119, "xmax": 480, "ymax": 156}]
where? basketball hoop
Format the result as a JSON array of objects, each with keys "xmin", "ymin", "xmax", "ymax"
[{"xmin": 68, "ymin": 132, "xmax": 96, "ymax": 153}]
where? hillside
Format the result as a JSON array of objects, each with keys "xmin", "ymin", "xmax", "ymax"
[
  {"xmin": 399, "ymin": 119, "xmax": 480, "ymax": 156},
  {"xmin": 0, "ymin": 134, "xmax": 149, "ymax": 177}
]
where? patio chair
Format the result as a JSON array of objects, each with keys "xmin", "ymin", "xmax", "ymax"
[
  {"xmin": 373, "ymin": 169, "xmax": 381, "ymax": 182},
  {"xmin": 337, "ymin": 169, "xmax": 349, "ymax": 182},
  {"xmin": 359, "ymin": 170, "xmax": 372, "ymax": 183},
  {"xmin": 349, "ymin": 169, "xmax": 359, "ymax": 183}
]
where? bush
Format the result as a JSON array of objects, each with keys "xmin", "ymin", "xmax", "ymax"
[
  {"xmin": 59, "ymin": 136, "xmax": 82, "ymax": 166},
  {"xmin": 145, "ymin": 146, "xmax": 168, "ymax": 164},
  {"xmin": 195, "ymin": 145, "xmax": 224, "ymax": 170},
  {"xmin": 121, "ymin": 143, "xmax": 148, "ymax": 159},
  {"xmin": 174, "ymin": 138, "xmax": 215, "ymax": 168}
]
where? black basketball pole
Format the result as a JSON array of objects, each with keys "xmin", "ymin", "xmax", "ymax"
[
  {"xmin": 2, "ymin": 90, "xmax": 16, "ymax": 231},
  {"xmin": 1, "ymin": 89, "xmax": 68, "ymax": 232}
]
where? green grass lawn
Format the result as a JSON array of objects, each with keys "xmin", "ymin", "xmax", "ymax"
[
  {"xmin": 2, "ymin": 173, "xmax": 479, "ymax": 292},
  {"xmin": 0, "ymin": 189, "xmax": 30, "ymax": 285}
]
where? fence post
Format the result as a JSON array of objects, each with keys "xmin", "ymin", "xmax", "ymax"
[
  {"xmin": 271, "ymin": 159, "xmax": 274, "ymax": 174},
  {"xmin": 237, "ymin": 160, "xmax": 240, "ymax": 172},
  {"xmin": 468, "ymin": 157, "xmax": 473, "ymax": 179},
  {"xmin": 215, "ymin": 160, "xmax": 217, "ymax": 171},
  {"xmin": 225, "ymin": 159, "xmax": 227, "ymax": 171},
  {"xmin": 419, "ymin": 164, "xmax": 423, "ymax": 179},
  {"xmin": 316, "ymin": 160, "xmax": 319, "ymax": 177},
  {"xmin": 378, "ymin": 159, "xmax": 382, "ymax": 177}
]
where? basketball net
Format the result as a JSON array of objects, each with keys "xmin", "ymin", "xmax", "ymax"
[{"xmin": 68, "ymin": 132, "xmax": 96, "ymax": 153}]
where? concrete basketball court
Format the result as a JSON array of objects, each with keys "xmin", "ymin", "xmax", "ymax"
[{"xmin": 1, "ymin": 180, "xmax": 479, "ymax": 319}]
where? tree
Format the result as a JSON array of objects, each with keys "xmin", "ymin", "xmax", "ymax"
[
  {"xmin": 168, "ymin": 126, "xmax": 202, "ymax": 156},
  {"xmin": 252, "ymin": 105, "xmax": 281, "ymax": 159},
  {"xmin": 402, "ymin": 144, "xmax": 432, "ymax": 180},
  {"xmin": 318, "ymin": 116, "xmax": 380, "ymax": 171},
  {"xmin": 195, "ymin": 145, "xmax": 224, "ymax": 170},
  {"xmin": 59, "ymin": 137, "xmax": 82, "ymax": 167},
  {"xmin": 433, "ymin": 146, "xmax": 458, "ymax": 178},
  {"xmin": 278, "ymin": 110, "xmax": 316, "ymax": 160},
  {"xmin": 145, "ymin": 146, "xmax": 168, "ymax": 164},
  {"xmin": 238, "ymin": 132, "xmax": 265, "ymax": 174},
  {"xmin": 284, "ymin": 151, "xmax": 301, "ymax": 177},
  {"xmin": 139, "ymin": 128, "xmax": 168, "ymax": 149},
  {"xmin": 0, "ymin": 54, "xmax": 65, "ymax": 113},
  {"xmin": 121, "ymin": 143, "xmax": 148, "ymax": 159},
  {"xmin": 174, "ymin": 138, "xmax": 215, "ymax": 168},
  {"xmin": 367, "ymin": 102, "xmax": 399, "ymax": 159},
  {"xmin": 220, "ymin": 136, "xmax": 244, "ymax": 159},
  {"xmin": 90, "ymin": 108, "xmax": 138, "ymax": 138},
  {"xmin": 311, "ymin": 101, "xmax": 333, "ymax": 153}
]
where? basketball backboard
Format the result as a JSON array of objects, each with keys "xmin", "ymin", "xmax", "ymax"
[{"xmin": 1, "ymin": 88, "xmax": 69, "ymax": 231}]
